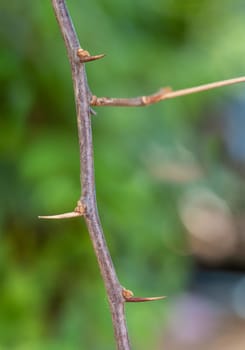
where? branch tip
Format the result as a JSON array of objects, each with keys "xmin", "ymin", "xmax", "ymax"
[{"xmin": 77, "ymin": 48, "xmax": 105, "ymax": 63}]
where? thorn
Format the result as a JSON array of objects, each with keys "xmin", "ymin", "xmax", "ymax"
[
  {"xmin": 90, "ymin": 107, "xmax": 97, "ymax": 116},
  {"xmin": 80, "ymin": 54, "xmax": 105, "ymax": 62},
  {"xmin": 122, "ymin": 288, "xmax": 166, "ymax": 302},
  {"xmin": 77, "ymin": 49, "xmax": 105, "ymax": 63},
  {"xmin": 38, "ymin": 211, "xmax": 83, "ymax": 220},
  {"xmin": 38, "ymin": 200, "xmax": 86, "ymax": 220},
  {"xmin": 124, "ymin": 296, "xmax": 166, "ymax": 302}
]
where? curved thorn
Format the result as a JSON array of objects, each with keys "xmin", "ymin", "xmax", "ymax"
[
  {"xmin": 77, "ymin": 49, "xmax": 105, "ymax": 63},
  {"xmin": 80, "ymin": 53, "xmax": 105, "ymax": 63},
  {"xmin": 90, "ymin": 107, "xmax": 97, "ymax": 116},
  {"xmin": 38, "ymin": 211, "xmax": 83, "ymax": 219}
]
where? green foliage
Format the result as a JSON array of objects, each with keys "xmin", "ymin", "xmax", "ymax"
[{"xmin": 1, "ymin": 0, "xmax": 244, "ymax": 348}]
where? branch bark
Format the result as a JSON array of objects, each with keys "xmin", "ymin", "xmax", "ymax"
[
  {"xmin": 51, "ymin": 1, "xmax": 130, "ymax": 349},
  {"xmin": 48, "ymin": 1, "xmax": 245, "ymax": 348}
]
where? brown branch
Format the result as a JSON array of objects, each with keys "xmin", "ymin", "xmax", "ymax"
[
  {"xmin": 51, "ymin": 1, "xmax": 130, "ymax": 349},
  {"xmin": 91, "ymin": 76, "xmax": 245, "ymax": 107},
  {"xmin": 48, "ymin": 2, "xmax": 244, "ymax": 348}
]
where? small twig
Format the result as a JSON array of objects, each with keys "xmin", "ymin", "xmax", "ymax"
[
  {"xmin": 90, "ymin": 87, "xmax": 172, "ymax": 107},
  {"xmin": 91, "ymin": 76, "xmax": 245, "ymax": 107}
]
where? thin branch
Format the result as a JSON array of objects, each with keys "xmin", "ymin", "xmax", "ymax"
[
  {"xmin": 48, "ymin": 2, "xmax": 244, "ymax": 348},
  {"xmin": 51, "ymin": 1, "xmax": 130, "ymax": 349},
  {"xmin": 91, "ymin": 87, "xmax": 172, "ymax": 107},
  {"xmin": 91, "ymin": 76, "xmax": 245, "ymax": 107}
]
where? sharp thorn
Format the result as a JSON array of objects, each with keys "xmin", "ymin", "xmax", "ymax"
[
  {"xmin": 80, "ymin": 53, "xmax": 105, "ymax": 63},
  {"xmin": 38, "ymin": 211, "xmax": 83, "ymax": 220},
  {"xmin": 122, "ymin": 288, "xmax": 166, "ymax": 302},
  {"xmin": 77, "ymin": 49, "xmax": 105, "ymax": 63},
  {"xmin": 124, "ymin": 296, "xmax": 166, "ymax": 303},
  {"xmin": 90, "ymin": 107, "xmax": 97, "ymax": 116}
]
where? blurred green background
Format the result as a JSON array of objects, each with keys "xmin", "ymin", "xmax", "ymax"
[{"xmin": 1, "ymin": 0, "xmax": 245, "ymax": 349}]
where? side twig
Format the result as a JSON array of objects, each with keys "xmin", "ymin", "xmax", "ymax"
[{"xmin": 91, "ymin": 76, "xmax": 245, "ymax": 107}]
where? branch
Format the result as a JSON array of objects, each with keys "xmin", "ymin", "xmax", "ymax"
[
  {"xmin": 50, "ymin": 1, "xmax": 131, "ymax": 349},
  {"xmin": 91, "ymin": 76, "xmax": 245, "ymax": 107}
]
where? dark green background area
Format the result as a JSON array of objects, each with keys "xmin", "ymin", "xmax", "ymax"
[{"xmin": 1, "ymin": 1, "xmax": 245, "ymax": 349}]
